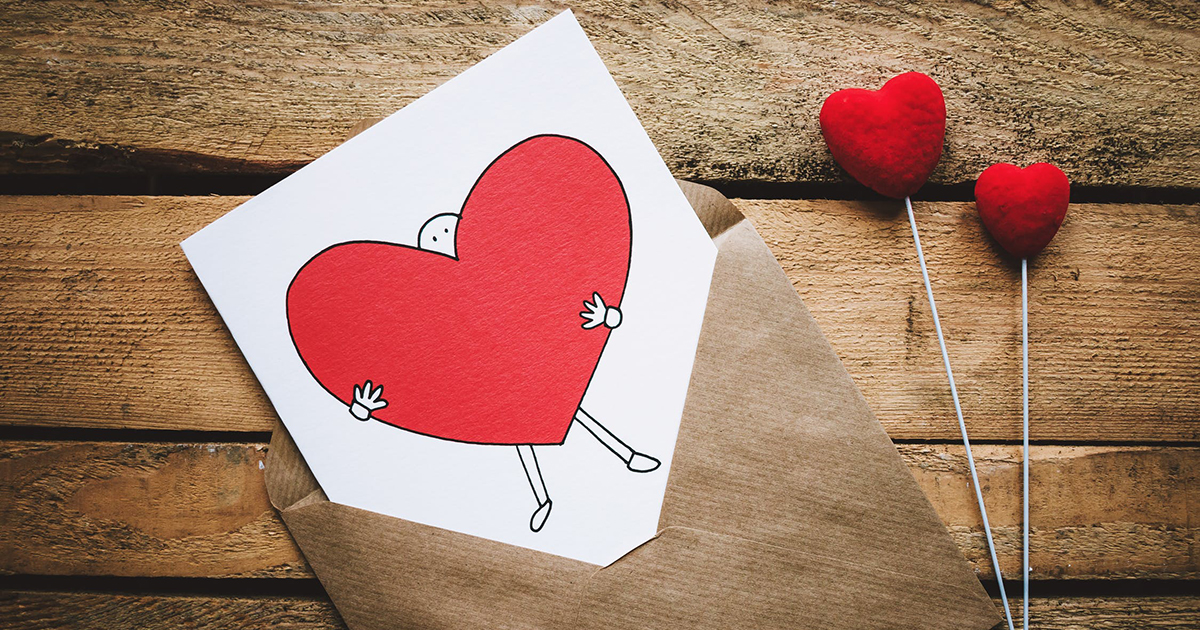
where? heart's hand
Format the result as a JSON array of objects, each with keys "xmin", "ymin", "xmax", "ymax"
[
  {"xmin": 350, "ymin": 380, "xmax": 389, "ymax": 421},
  {"xmin": 580, "ymin": 292, "xmax": 622, "ymax": 330}
]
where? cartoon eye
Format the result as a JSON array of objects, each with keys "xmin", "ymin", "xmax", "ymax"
[
  {"xmin": 444, "ymin": 228, "xmax": 449, "ymax": 233},
  {"xmin": 432, "ymin": 236, "xmax": 438, "ymax": 242}
]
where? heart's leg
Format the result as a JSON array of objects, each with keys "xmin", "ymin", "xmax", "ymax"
[
  {"xmin": 574, "ymin": 408, "xmax": 661, "ymax": 473},
  {"xmin": 516, "ymin": 444, "xmax": 552, "ymax": 532}
]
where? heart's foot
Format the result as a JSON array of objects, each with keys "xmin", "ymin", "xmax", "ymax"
[
  {"xmin": 627, "ymin": 452, "xmax": 661, "ymax": 473},
  {"xmin": 530, "ymin": 500, "xmax": 553, "ymax": 532}
]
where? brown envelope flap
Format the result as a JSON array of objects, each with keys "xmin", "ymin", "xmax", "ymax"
[
  {"xmin": 265, "ymin": 417, "xmax": 321, "ymax": 512},
  {"xmin": 577, "ymin": 526, "xmax": 996, "ymax": 630},
  {"xmin": 676, "ymin": 180, "xmax": 744, "ymax": 239},
  {"xmin": 264, "ymin": 182, "xmax": 998, "ymax": 630},
  {"xmin": 657, "ymin": 215, "xmax": 994, "ymax": 595},
  {"xmin": 280, "ymin": 497, "xmax": 594, "ymax": 630}
]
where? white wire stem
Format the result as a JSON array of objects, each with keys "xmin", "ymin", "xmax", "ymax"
[
  {"xmin": 1022, "ymin": 257, "xmax": 1030, "ymax": 630},
  {"xmin": 905, "ymin": 196, "xmax": 1015, "ymax": 630}
]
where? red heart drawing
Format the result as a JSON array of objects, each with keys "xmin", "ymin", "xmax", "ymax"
[
  {"xmin": 819, "ymin": 72, "xmax": 946, "ymax": 199},
  {"xmin": 975, "ymin": 163, "xmax": 1070, "ymax": 258},
  {"xmin": 286, "ymin": 135, "xmax": 631, "ymax": 445}
]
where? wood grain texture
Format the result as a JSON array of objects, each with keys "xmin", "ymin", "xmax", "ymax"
[
  {"xmin": 1, "ymin": 1, "xmax": 1198, "ymax": 187},
  {"xmin": 0, "ymin": 196, "xmax": 273, "ymax": 432},
  {"xmin": 739, "ymin": 198, "xmax": 1200, "ymax": 442},
  {"xmin": 0, "ymin": 591, "xmax": 347, "ymax": 630},
  {"xmin": 2, "ymin": 440, "xmax": 1195, "ymax": 580},
  {"xmin": 2, "ymin": 196, "xmax": 1196, "ymax": 441},
  {"xmin": 0, "ymin": 441, "xmax": 307, "ymax": 579},
  {"xmin": 904, "ymin": 444, "xmax": 1200, "ymax": 580},
  {"xmin": 4, "ymin": 590, "xmax": 1198, "ymax": 630}
]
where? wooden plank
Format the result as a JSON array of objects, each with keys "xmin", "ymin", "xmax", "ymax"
[
  {"xmin": 2, "ymin": 440, "xmax": 1195, "ymax": 580},
  {"xmin": 4, "ymin": 590, "xmax": 1200, "ymax": 630},
  {"xmin": 1, "ymin": 1, "xmax": 1197, "ymax": 187},
  {"xmin": 739, "ymin": 198, "xmax": 1200, "ymax": 442},
  {"xmin": 2, "ymin": 196, "xmax": 1196, "ymax": 441},
  {"xmin": 903, "ymin": 444, "xmax": 1200, "ymax": 580},
  {"xmin": 0, "ymin": 196, "xmax": 274, "ymax": 432},
  {"xmin": 0, "ymin": 441, "xmax": 308, "ymax": 579},
  {"xmin": 0, "ymin": 591, "xmax": 347, "ymax": 630}
]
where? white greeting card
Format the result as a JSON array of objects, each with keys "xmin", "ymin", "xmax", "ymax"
[{"xmin": 182, "ymin": 11, "xmax": 716, "ymax": 566}]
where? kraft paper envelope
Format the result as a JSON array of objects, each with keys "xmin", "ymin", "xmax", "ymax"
[{"xmin": 265, "ymin": 180, "xmax": 1001, "ymax": 630}]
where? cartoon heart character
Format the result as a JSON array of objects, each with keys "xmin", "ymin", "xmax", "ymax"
[{"xmin": 286, "ymin": 135, "xmax": 660, "ymax": 532}]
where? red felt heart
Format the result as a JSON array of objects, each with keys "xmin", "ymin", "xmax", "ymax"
[
  {"xmin": 819, "ymin": 72, "xmax": 946, "ymax": 199},
  {"xmin": 286, "ymin": 136, "xmax": 631, "ymax": 445},
  {"xmin": 975, "ymin": 163, "xmax": 1070, "ymax": 258}
]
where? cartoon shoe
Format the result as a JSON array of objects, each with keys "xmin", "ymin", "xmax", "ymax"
[
  {"xmin": 626, "ymin": 452, "xmax": 661, "ymax": 473},
  {"xmin": 530, "ymin": 499, "xmax": 553, "ymax": 533}
]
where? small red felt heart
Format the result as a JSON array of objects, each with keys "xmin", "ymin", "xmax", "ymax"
[
  {"xmin": 975, "ymin": 163, "xmax": 1070, "ymax": 259},
  {"xmin": 819, "ymin": 72, "xmax": 946, "ymax": 199}
]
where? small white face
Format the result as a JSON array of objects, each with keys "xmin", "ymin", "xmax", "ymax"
[{"xmin": 418, "ymin": 213, "xmax": 460, "ymax": 258}]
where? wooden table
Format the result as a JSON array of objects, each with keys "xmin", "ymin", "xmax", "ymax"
[{"xmin": 1, "ymin": 2, "xmax": 1197, "ymax": 628}]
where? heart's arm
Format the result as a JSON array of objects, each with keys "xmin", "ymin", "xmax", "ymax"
[
  {"xmin": 350, "ymin": 380, "xmax": 389, "ymax": 421},
  {"xmin": 580, "ymin": 292, "xmax": 622, "ymax": 330}
]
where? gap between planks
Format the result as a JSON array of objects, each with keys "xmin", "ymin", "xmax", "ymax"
[{"xmin": 4, "ymin": 173, "xmax": 1200, "ymax": 206}]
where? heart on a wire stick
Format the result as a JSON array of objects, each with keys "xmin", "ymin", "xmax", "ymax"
[
  {"xmin": 286, "ymin": 135, "xmax": 632, "ymax": 445},
  {"xmin": 819, "ymin": 72, "xmax": 946, "ymax": 199},
  {"xmin": 975, "ymin": 162, "xmax": 1070, "ymax": 258}
]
